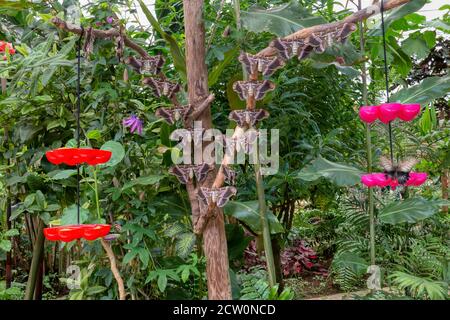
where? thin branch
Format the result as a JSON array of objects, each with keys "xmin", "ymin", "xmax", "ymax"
[
  {"xmin": 100, "ymin": 239, "xmax": 126, "ymax": 300},
  {"xmin": 51, "ymin": 17, "xmax": 150, "ymax": 59}
]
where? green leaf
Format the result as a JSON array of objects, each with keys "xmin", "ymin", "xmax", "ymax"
[
  {"xmin": 224, "ymin": 200, "xmax": 284, "ymax": 234},
  {"xmin": 181, "ymin": 267, "xmax": 190, "ymax": 283},
  {"xmin": 175, "ymin": 233, "xmax": 196, "ymax": 259},
  {"xmin": 311, "ymin": 61, "xmax": 360, "ymax": 78},
  {"xmin": 138, "ymin": 0, "xmax": 186, "ymax": 81},
  {"xmin": 368, "ymin": 0, "xmax": 427, "ymax": 36},
  {"xmin": 241, "ymin": 1, "xmax": 326, "ymax": 37},
  {"xmin": 86, "ymin": 130, "xmax": 101, "ymax": 141},
  {"xmin": 122, "ymin": 175, "xmax": 164, "ymax": 191},
  {"xmin": 0, "ymin": 240, "xmax": 12, "ymax": 252},
  {"xmin": 333, "ymin": 252, "xmax": 368, "ymax": 275},
  {"xmin": 379, "ymin": 198, "xmax": 446, "ymax": 225},
  {"xmin": 4, "ymin": 229, "xmax": 19, "ymax": 237},
  {"xmin": 297, "ymin": 156, "xmax": 362, "ymax": 186},
  {"xmin": 389, "ymin": 271, "xmax": 447, "ymax": 300},
  {"xmin": 86, "ymin": 286, "xmax": 107, "ymax": 296},
  {"xmin": 208, "ymin": 47, "xmax": 239, "ymax": 87},
  {"xmin": 48, "ymin": 169, "xmax": 77, "ymax": 180},
  {"xmin": 390, "ymin": 75, "xmax": 450, "ymax": 105},
  {"xmin": 61, "ymin": 204, "xmax": 89, "ymax": 225},
  {"xmin": 401, "ymin": 37, "xmax": 430, "ymax": 60},
  {"xmin": 100, "ymin": 141, "xmax": 125, "ymax": 167},
  {"xmin": 157, "ymin": 274, "xmax": 167, "ymax": 292}
]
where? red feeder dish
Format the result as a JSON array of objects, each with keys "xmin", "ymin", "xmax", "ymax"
[
  {"xmin": 361, "ymin": 172, "xmax": 427, "ymax": 188},
  {"xmin": 46, "ymin": 148, "xmax": 112, "ymax": 166},
  {"xmin": 83, "ymin": 224, "xmax": 111, "ymax": 240},
  {"xmin": 44, "ymin": 224, "xmax": 111, "ymax": 242}
]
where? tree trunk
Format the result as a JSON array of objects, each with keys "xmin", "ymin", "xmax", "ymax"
[{"xmin": 183, "ymin": 0, "xmax": 231, "ymax": 300}]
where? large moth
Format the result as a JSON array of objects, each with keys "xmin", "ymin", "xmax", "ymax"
[
  {"xmin": 221, "ymin": 165, "xmax": 236, "ymax": 185},
  {"xmin": 115, "ymin": 26, "xmax": 125, "ymax": 62},
  {"xmin": 155, "ymin": 105, "xmax": 194, "ymax": 125},
  {"xmin": 83, "ymin": 27, "xmax": 95, "ymax": 58},
  {"xmin": 270, "ymin": 38, "xmax": 311, "ymax": 60},
  {"xmin": 379, "ymin": 156, "xmax": 418, "ymax": 185},
  {"xmin": 238, "ymin": 52, "xmax": 285, "ymax": 77},
  {"xmin": 224, "ymin": 130, "xmax": 259, "ymax": 154},
  {"xmin": 197, "ymin": 186, "xmax": 237, "ymax": 208},
  {"xmin": 169, "ymin": 163, "xmax": 213, "ymax": 184},
  {"xmin": 232, "ymin": 80, "xmax": 275, "ymax": 101},
  {"xmin": 228, "ymin": 109, "xmax": 269, "ymax": 128},
  {"xmin": 126, "ymin": 55, "xmax": 165, "ymax": 75},
  {"xmin": 143, "ymin": 78, "xmax": 181, "ymax": 99}
]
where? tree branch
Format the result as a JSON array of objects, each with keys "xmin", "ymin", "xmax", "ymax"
[
  {"xmin": 51, "ymin": 17, "xmax": 150, "ymax": 59},
  {"xmin": 100, "ymin": 239, "xmax": 126, "ymax": 300},
  {"xmin": 258, "ymin": 0, "xmax": 411, "ymax": 57}
]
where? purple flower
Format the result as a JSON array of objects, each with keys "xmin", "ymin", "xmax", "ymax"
[
  {"xmin": 123, "ymin": 115, "xmax": 143, "ymax": 135},
  {"xmin": 106, "ymin": 16, "xmax": 114, "ymax": 24}
]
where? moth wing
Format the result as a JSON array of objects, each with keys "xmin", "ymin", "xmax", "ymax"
[
  {"xmin": 255, "ymin": 81, "xmax": 275, "ymax": 100},
  {"xmin": 379, "ymin": 156, "xmax": 395, "ymax": 172},
  {"xmin": 238, "ymin": 52, "xmax": 254, "ymax": 75},
  {"xmin": 222, "ymin": 166, "xmax": 236, "ymax": 185},
  {"xmin": 337, "ymin": 23, "xmax": 357, "ymax": 43},
  {"xmin": 216, "ymin": 187, "xmax": 237, "ymax": 208},
  {"xmin": 229, "ymin": 111, "xmax": 246, "ymax": 127},
  {"xmin": 126, "ymin": 56, "xmax": 143, "ymax": 74},
  {"xmin": 143, "ymin": 78, "xmax": 162, "ymax": 97},
  {"xmin": 194, "ymin": 163, "xmax": 213, "ymax": 183},
  {"xmin": 155, "ymin": 55, "xmax": 166, "ymax": 72},
  {"xmin": 232, "ymin": 81, "xmax": 247, "ymax": 101},
  {"xmin": 167, "ymin": 82, "xmax": 181, "ymax": 99},
  {"xmin": 250, "ymin": 109, "xmax": 270, "ymax": 126},
  {"xmin": 169, "ymin": 165, "xmax": 190, "ymax": 184},
  {"xmin": 398, "ymin": 157, "xmax": 418, "ymax": 173},
  {"xmin": 270, "ymin": 39, "xmax": 291, "ymax": 60},
  {"xmin": 262, "ymin": 57, "xmax": 285, "ymax": 76},
  {"xmin": 297, "ymin": 45, "xmax": 313, "ymax": 60},
  {"xmin": 197, "ymin": 187, "xmax": 211, "ymax": 206},
  {"xmin": 155, "ymin": 107, "xmax": 175, "ymax": 125}
]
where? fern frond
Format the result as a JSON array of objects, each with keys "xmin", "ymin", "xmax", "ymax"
[{"xmin": 389, "ymin": 271, "xmax": 448, "ymax": 300}]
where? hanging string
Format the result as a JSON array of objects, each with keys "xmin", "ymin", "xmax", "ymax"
[
  {"xmin": 380, "ymin": 0, "xmax": 394, "ymax": 164},
  {"xmin": 76, "ymin": 28, "xmax": 84, "ymax": 225}
]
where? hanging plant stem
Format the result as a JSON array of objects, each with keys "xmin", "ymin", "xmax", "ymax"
[
  {"xmin": 358, "ymin": 0, "xmax": 376, "ymax": 266},
  {"xmin": 100, "ymin": 238, "xmax": 126, "ymax": 300},
  {"xmin": 255, "ymin": 160, "xmax": 277, "ymax": 288},
  {"xmin": 93, "ymin": 166, "xmax": 101, "ymax": 220},
  {"xmin": 24, "ymin": 221, "xmax": 45, "ymax": 300}
]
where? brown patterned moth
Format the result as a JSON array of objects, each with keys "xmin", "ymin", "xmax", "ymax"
[
  {"xmin": 228, "ymin": 109, "xmax": 269, "ymax": 128},
  {"xmin": 169, "ymin": 163, "xmax": 214, "ymax": 184},
  {"xmin": 115, "ymin": 26, "xmax": 125, "ymax": 62},
  {"xmin": 224, "ymin": 129, "xmax": 259, "ymax": 154},
  {"xmin": 232, "ymin": 80, "xmax": 275, "ymax": 101},
  {"xmin": 126, "ymin": 55, "xmax": 165, "ymax": 75},
  {"xmin": 238, "ymin": 52, "xmax": 285, "ymax": 77},
  {"xmin": 155, "ymin": 105, "xmax": 194, "ymax": 125},
  {"xmin": 270, "ymin": 38, "xmax": 310, "ymax": 60},
  {"xmin": 83, "ymin": 27, "xmax": 95, "ymax": 58},
  {"xmin": 221, "ymin": 165, "xmax": 236, "ymax": 185},
  {"xmin": 197, "ymin": 186, "xmax": 237, "ymax": 208},
  {"xmin": 379, "ymin": 156, "xmax": 418, "ymax": 185},
  {"xmin": 143, "ymin": 78, "xmax": 181, "ymax": 99},
  {"xmin": 335, "ymin": 23, "xmax": 357, "ymax": 44},
  {"xmin": 306, "ymin": 33, "xmax": 326, "ymax": 53}
]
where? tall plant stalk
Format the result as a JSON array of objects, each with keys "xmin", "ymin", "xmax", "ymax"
[
  {"xmin": 358, "ymin": 0, "xmax": 376, "ymax": 266},
  {"xmin": 24, "ymin": 221, "xmax": 45, "ymax": 300}
]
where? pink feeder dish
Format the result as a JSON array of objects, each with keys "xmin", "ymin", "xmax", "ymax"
[
  {"xmin": 359, "ymin": 106, "xmax": 380, "ymax": 123},
  {"xmin": 361, "ymin": 174, "xmax": 377, "ymax": 187},
  {"xmin": 398, "ymin": 104, "xmax": 421, "ymax": 122},
  {"xmin": 379, "ymin": 103, "xmax": 402, "ymax": 123},
  {"xmin": 372, "ymin": 173, "xmax": 390, "ymax": 187},
  {"xmin": 406, "ymin": 172, "xmax": 427, "ymax": 186}
]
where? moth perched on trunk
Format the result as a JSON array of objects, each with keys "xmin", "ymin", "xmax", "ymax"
[
  {"xmin": 228, "ymin": 109, "xmax": 269, "ymax": 128},
  {"xmin": 306, "ymin": 33, "xmax": 326, "ymax": 53},
  {"xmin": 169, "ymin": 164, "xmax": 213, "ymax": 184},
  {"xmin": 334, "ymin": 23, "xmax": 357, "ymax": 44},
  {"xmin": 115, "ymin": 26, "xmax": 125, "ymax": 62},
  {"xmin": 83, "ymin": 27, "xmax": 95, "ymax": 58},
  {"xmin": 224, "ymin": 130, "xmax": 259, "ymax": 154},
  {"xmin": 233, "ymin": 80, "xmax": 275, "ymax": 101},
  {"xmin": 126, "ymin": 55, "xmax": 165, "ymax": 75},
  {"xmin": 143, "ymin": 78, "xmax": 181, "ymax": 99},
  {"xmin": 380, "ymin": 156, "xmax": 418, "ymax": 185},
  {"xmin": 270, "ymin": 38, "xmax": 312, "ymax": 60},
  {"xmin": 197, "ymin": 186, "xmax": 237, "ymax": 208},
  {"xmin": 155, "ymin": 105, "xmax": 194, "ymax": 125},
  {"xmin": 238, "ymin": 52, "xmax": 285, "ymax": 77},
  {"xmin": 220, "ymin": 165, "xmax": 236, "ymax": 185}
]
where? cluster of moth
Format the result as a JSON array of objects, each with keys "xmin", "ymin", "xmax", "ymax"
[{"xmin": 119, "ymin": 21, "xmax": 359, "ymax": 223}]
